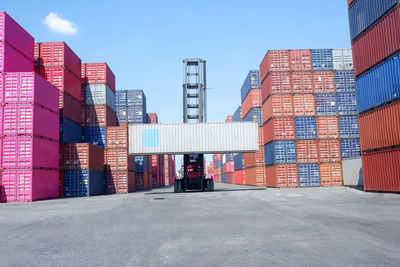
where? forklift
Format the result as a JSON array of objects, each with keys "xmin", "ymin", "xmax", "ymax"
[{"xmin": 174, "ymin": 58, "xmax": 214, "ymax": 193}]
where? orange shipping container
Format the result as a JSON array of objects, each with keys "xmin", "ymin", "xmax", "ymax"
[
  {"xmin": 296, "ymin": 140, "xmax": 318, "ymax": 163},
  {"xmin": 85, "ymin": 105, "xmax": 116, "ymax": 127},
  {"xmin": 106, "ymin": 126, "xmax": 128, "ymax": 148},
  {"xmin": 263, "ymin": 117, "xmax": 295, "ymax": 144},
  {"xmin": 320, "ymin": 163, "xmax": 342, "ymax": 187},
  {"xmin": 313, "ymin": 71, "xmax": 335, "ymax": 93},
  {"xmin": 260, "ymin": 50, "xmax": 290, "ymax": 82},
  {"xmin": 291, "ymin": 71, "xmax": 313, "ymax": 94},
  {"xmin": 244, "ymin": 146, "xmax": 264, "ymax": 168},
  {"xmin": 317, "ymin": 117, "xmax": 339, "ymax": 139},
  {"xmin": 318, "ymin": 139, "xmax": 341, "ymax": 163},
  {"xmin": 262, "ymin": 95, "xmax": 293, "ymax": 123},
  {"xmin": 265, "ymin": 164, "xmax": 298, "ymax": 188},
  {"xmin": 105, "ymin": 148, "xmax": 135, "ymax": 171},
  {"xmin": 106, "ymin": 170, "xmax": 135, "ymax": 194},
  {"xmin": 289, "ymin": 49, "xmax": 312, "ymax": 71},
  {"xmin": 63, "ymin": 143, "xmax": 104, "ymax": 170},
  {"xmin": 241, "ymin": 89, "xmax": 262, "ymax": 118},
  {"xmin": 244, "ymin": 166, "xmax": 265, "ymax": 186},
  {"xmin": 234, "ymin": 170, "xmax": 245, "ymax": 185},
  {"xmin": 293, "ymin": 94, "xmax": 315, "ymax": 116},
  {"xmin": 261, "ymin": 71, "xmax": 291, "ymax": 102}
]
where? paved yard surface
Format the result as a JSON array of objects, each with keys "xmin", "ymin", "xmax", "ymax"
[{"xmin": 1, "ymin": 183, "xmax": 400, "ymax": 266}]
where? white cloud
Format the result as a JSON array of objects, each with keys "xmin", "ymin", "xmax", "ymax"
[{"xmin": 44, "ymin": 12, "xmax": 77, "ymax": 35}]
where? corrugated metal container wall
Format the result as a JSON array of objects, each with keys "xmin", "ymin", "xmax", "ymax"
[
  {"xmin": 106, "ymin": 126, "xmax": 128, "ymax": 148},
  {"xmin": 241, "ymin": 89, "xmax": 261, "ymax": 119},
  {"xmin": 318, "ymin": 139, "xmax": 341, "ymax": 163},
  {"xmin": 106, "ymin": 170, "xmax": 135, "ymax": 194},
  {"xmin": 298, "ymin": 164, "xmax": 320, "ymax": 187},
  {"xmin": 244, "ymin": 166, "xmax": 264, "ymax": 186},
  {"xmin": 261, "ymin": 71, "xmax": 291, "ymax": 101},
  {"xmin": 242, "ymin": 108, "xmax": 262, "ymax": 126},
  {"xmin": 320, "ymin": 163, "xmax": 343, "ymax": 186},
  {"xmin": 60, "ymin": 91, "xmax": 82, "ymax": 125},
  {"xmin": 264, "ymin": 141, "xmax": 296, "ymax": 165},
  {"xmin": 63, "ymin": 170, "xmax": 105, "ymax": 197},
  {"xmin": 296, "ymin": 140, "xmax": 318, "ymax": 163},
  {"xmin": 332, "ymin": 49, "xmax": 353, "ymax": 70},
  {"xmin": 313, "ymin": 71, "xmax": 335, "ymax": 93},
  {"xmin": 294, "ymin": 117, "xmax": 317, "ymax": 140},
  {"xmin": 82, "ymin": 63, "xmax": 116, "ymax": 92},
  {"xmin": 338, "ymin": 116, "xmax": 359, "ymax": 138},
  {"xmin": 262, "ymin": 95, "xmax": 294, "ymax": 123},
  {"xmin": 317, "ymin": 116, "xmax": 339, "ymax": 139},
  {"xmin": 38, "ymin": 42, "xmax": 81, "ymax": 76},
  {"xmin": 340, "ymin": 138, "xmax": 361, "ymax": 159},
  {"xmin": 311, "ymin": 49, "xmax": 333, "ymax": 71},
  {"xmin": 39, "ymin": 66, "xmax": 81, "ymax": 101},
  {"xmin": 240, "ymin": 70, "xmax": 260, "ymax": 103},
  {"xmin": 342, "ymin": 158, "xmax": 363, "ymax": 186},
  {"xmin": 127, "ymin": 90, "xmax": 147, "ymax": 106},
  {"xmin": 0, "ymin": 41, "xmax": 34, "ymax": 72},
  {"xmin": 232, "ymin": 106, "xmax": 242, "ymax": 122},
  {"xmin": 356, "ymin": 53, "xmax": 400, "ymax": 113},
  {"xmin": 334, "ymin": 71, "xmax": 356, "ymax": 93},
  {"xmin": 293, "ymin": 94, "xmax": 315, "ymax": 116},
  {"xmin": 234, "ymin": 170, "xmax": 245, "ymax": 185},
  {"xmin": 263, "ymin": 117, "xmax": 295, "ymax": 144},
  {"xmin": 289, "ymin": 49, "xmax": 312, "ymax": 71},
  {"xmin": 60, "ymin": 117, "xmax": 82, "ymax": 144},
  {"xmin": 337, "ymin": 93, "xmax": 358, "ymax": 115},
  {"xmin": 348, "ymin": 0, "xmax": 398, "ymax": 41},
  {"xmin": 234, "ymin": 154, "xmax": 244, "ymax": 170},
  {"xmin": 265, "ymin": 164, "xmax": 298, "ymax": 188},
  {"xmin": 85, "ymin": 105, "xmax": 116, "ymax": 127},
  {"xmin": 260, "ymin": 50, "xmax": 290, "ymax": 82},
  {"xmin": 362, "ymin": 148, "xmax": 400, "ymax": 193},
  {"xmin": 291, "ymin": 71, "xmax": 313, "ymax": 94},
  {"xmin": 84, "ymin": 127, "xmax": 106, "ymax": 148},
  {"xmin": 315, "ymin": 93, "xmax": 337, "ymax": 115},
  {"xmin": 63, "ymin": 143, "xmax": 104, "ymax": 170},
  {"xmin": 85, "ymin": 84, "xmax": 116, "ymax": 111}
]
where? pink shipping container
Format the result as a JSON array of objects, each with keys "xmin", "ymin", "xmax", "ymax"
[
  {"xmin": 291, "ymin": 71, "xmax": 313, "ymax": 94},
  {"xmin": 0, "ymin": 12, "xmax": 34, "ymax": 60},
  {"xmin": 313, "ymin": 71, "xmax": 335, "ymax": 93},
  {"xmin": 0, "ymin": 169, "xmax": 58, "ymax": 203},
  {"xmin": 293, "ymin": 94, "xmax": 315, "ymax": 116},
  {"xmin": 0, "ymin": 41, "xmax": 33, "ymax": 72},
  {"xmin": 289, "ymin": 49, "xmax": 312, "ymax": 71},
  {"xmin": 3, "ymin": 72, "xmax": 59, "ymax": 113},
  {"xmin": 2, "ymin": 136, "xmax": 59, "ymax": 169},
  {"xmin": 37, "ymin": 42, "xmax": 81, "ymax": 77},
  {"xmin": 82, "ymin": 63, "xmax": 116, "ymax": 92},
  {"xmin": 261, "ymin": 72, "xmax": 291, "ymax": 102},
  {"xmin": 3, "ymin": 103, "xmax": 59, "ymax": 141}
]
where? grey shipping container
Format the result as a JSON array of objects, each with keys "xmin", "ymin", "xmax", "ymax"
[
  {"xmin": 86, "ymin": 84, "xmax": 116, "ymax": 111},
  {"xmin": 341, "ymin": 157, "xmax": 363, "ymax": 186}
]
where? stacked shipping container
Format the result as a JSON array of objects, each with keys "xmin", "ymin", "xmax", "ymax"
[
  {"xmin": 348, "ymin": 0, "xmax": 400, "ymax": 192},
  {"xmin": 232, "ymin": 107, "xmax": 245, "ymax": 185},
  {"xmin": 147, "ymin": 113, "xmax": 165, "ymax": 188}
]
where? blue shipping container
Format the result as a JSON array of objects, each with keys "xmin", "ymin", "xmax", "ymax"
[
  {"xmin": 216, "ymin": 160, "xmax": 222, "ymax": 168},
  {"xmin": 356, "ymin": 52, "xmax": 400, "ymax": 113},
  {"xmin": 348, "ymin": 0, "xmax": 398, "ymax": 40},
  {"xmin": 311, "ymin": 49, "xmax": 333, "ymax": 71},
  {"xmin": 315, "ymin": 93, "xmax": 337, "ymax": 115},
  {"xmin": 234, "ymin": 154, "xmax": 244, "ymax": 170},
  {"xmin": 338, "ymin": 116, "xmax": 359, "ymax": 138},
  {"xmin": 226, "ymin": 153, "xmax": 234, "ymax": 162},
  {"xmin": 241, "ymin": 70, "xmax": 260, "ymax": 103},
  {"xmin": 116, "ymin": 90, "xmax": 127, "ymax": 106},
  {"xmin": 243, "ymin": 107, "xmax": 262, "ymax": 126},
  {"xmin": 295, "ymin": 117, "xmax": 317, "ymax": 140},
  {"xmin": 340, "ymin": 138, "xmax": 361, "ymax": 159},
  {"xmin": 222, "ymin": 173, "xmax": 227, "ymax": 183},
  {"xmin": 127, "ymin": 90, "xmax": 146, "ymax": 106},
  {"xmin": 334, "ymin": 71, "xmax": 356, "ymax": 93},
  {"xmin": 84, "ymin": 127, "xmax": 106, "ymax": 148},
  {"xmin": 116, "ymin": 106, "xmax": 127, "ymax": 124},
  {"xmin": 60, "ymin": 117, "xmax": 82, "ymax": 144},
  {"xmin": 127, "ymin": 105, "xmax": 147, "ymax": 124},
  {"xmin": 135, "ymin": 156, "xmax": 149, "ymax": 173},
  {"xmin": 232, "ymin": 106, "xmax": 242, "ymax": 122},
  {"xmin": 264, "ymin": 141, "xmax": 296, "ymax": 166},
  {"xmin": 298, "ymin": 164, "xmax": 320, "ymax": 188},
  {"xmin": 64, "ymin": 170, "xmax": 105, "ymax": 197},
  {"xmin": 337, "ymin": 93, "xmax": 358, "ymax": 115}
]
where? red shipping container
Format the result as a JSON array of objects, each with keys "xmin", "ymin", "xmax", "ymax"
[
  {"xmin": 352, "ymin": 6, "xmax": 400, "ymax": 77},
  {"xmin": 147, "ymin": 113, "xmax": 158, "ymax": 124},
  {"xmin": 291, "ymin": 71, "xmax": 313, "ymax": 94},
  {"xmin": 59, "ymin": 171, "xmax": 64, "ymax": 197},
  {"xmin": 359, "ymin": 100, "xmax": 400, "ymax": 152},
  {"xmin": 234, "ymin": 170, "xmax": 245, "ymax": 185},
  {"xmin": 106, "ymin": 170, "xmax": 135, "ymax": 194},
  {"xmin": 63, "ymin": 143, "xmax": 104, "ymax": 170},
  {"xmin": 260, "ymin": 50, "xmax": 290, "ymax": 82},
  {"xmin": 226, "ymin": 172, "xmax": 234, "ymax": 184},
  {"xmin": 244, "ymin": 166, "xmax": 265, "ymax": 186},
  {"xmin": 318, "ymin": 139, "xmax": 341, "ymax": 163},
  {"xmin": 136, "ymin": 173, "xmax": 144, "ymax": 190},
  {"xmin": 0, "ymin": 41, "xmax": 34, "ymax": 73},
  {"xmin": 348, "ymin": 0, "xmax": 354, "ymax": 7},
  {"xmin": 0, "ymin": 169, "xmax": 58, "ymax": 203},
  {"xmin": 293, "ymin": 94, "xmax": 315, "ymax": 116},
  {"xmin": 290, "ymin": 49, "xmax": 312, "ymax": 71},
  {"xmin": 40, "ymin": 66, "xmax": 81, "ymax": 102},
  {"xmin": 59, "ymin": 91, "xmax": 82, "ymax": 125},
  {"xmin": 143, "ymin": 173, "xmax": 150, "ymax": 189},
  {"xmin": 297, "ymin": 140, "xmax": 319, "ymax": 163},
  {"xmin": 225, "ymin": 115, "xmax": 232, "ymax": 122},
  {"xmin": 265, "ymin": 164, "xmax": 298, "ymax": 188},
  {"xmin": 105, "ymin": 148, "xmax": 134, "ymax": 171},
  {"xmin": 262, "ymin": 95, "xmax": 293, "ymax": 123},
  {"xmin": 263, "ymin": 117, "xmax": 295, "ymax": 144},
  {"xmin": 59, "ymin": 144, "xmax": 64, "ymax": 170},
  {"xmin": 261, "ymin": 72, "xmax": 291, "ymax": 102},
  {"xmin": 85, "ymin": 105, "xmax": 116, "ymax": 127},
  {"xmin": 362, "ymin": 148, "xmax": 400, "ymax": 193},
  {"xmin": 244, "ymin": 146, "xmax": 264, "ymax": 168},
  {"xmin": 38, "ymin": 42, "xmax": 81, "ymax": 77},
  {"xmin": 320, "ymin": 163, "xmax": 343, "ymax": 187},
  {"xmin": 106, "ymin": 126, "xmax": 128, "ymax": 148},
  {"xmin": 82, "ymin": 63, "xmax": 116, "ymax": 92},
  {"xmin": 241, "ymin": 89, "xmax": 261, "ymax": 118},
  {"xmin": 313, "ymin": 71, "xmax": 335, "ymax": 93},
  {"xmin": 226, "ymin": 161, "xmax": 234, "ymax": 173},
  {"xmin": 317, "ymin": 116, "xmax": 339, "ymax": 139}
]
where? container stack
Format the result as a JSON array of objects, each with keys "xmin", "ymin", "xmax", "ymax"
[
  {"xmin": 232, "ymin": 107, "xmax": 245, "ymax": 185},
  {"xmin": 260, "ymin": 49, "xmax": 359, "ymax": 188},
  {"xmin": 241, "ymin": 71, "xmax": 265, "ymax": 186},
  {"xmin": 163, "ymin": 155, "xmax": 176, "ymax": 186},
  {"xmin": 147, "ymin": 113, "xmax": 164, "ymax": 188},
  {"xmin": 212, "ymin": 154, "xmax": 222, "ymax": 183},
  {"xmin": 0, "ymin": 12, "xmax": 60, "ymax": 202},
  {"xmin": 348, "ymin": 0, "xmax": 400, "ymax": 192},
  {"xmin": 221, "ymin": 116, "xmax": 235, "ymax": 184}
]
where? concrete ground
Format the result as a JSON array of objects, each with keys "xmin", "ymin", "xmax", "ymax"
[{"xmin": 0, "ymin": 183, "xmax": 400, "ymax": 267}]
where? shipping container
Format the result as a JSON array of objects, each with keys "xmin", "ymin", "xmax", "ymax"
[
  {"xmin": 244, "ymin": 146, "xmax": 264, "ymax": 168},
  {"xmin": 348, "ymin": 0, "xmax": 398, "ymax": 41},
  {"xmin": 3, "ymin": 103, "xmax": 59, "ymax": 141},
  {"xmin": 317, "ymin": 116, "xmax": 339, "ymax": 139},
  {"xmin": 234, "ymin": 170, "xmax": 245, "ymax": 185},
  {"xmin": 241, "ymin": 71, "xmax": 261, "ymax": 103},
  {"xmin": 313, "ymin": 71, "xmax": 335, "ymax": 93},
  {"xmin": 60, "ymin": 117, "xmax": 82, "ymax": 144},
  {"xmin": 63, "ymin": 170, "xmax": 105, "ymax": 197},
  {"xmin": 232, "ymin": 106, "xmax": 242, "ymax": 122},
  {"xmin": 106, "ymin": 170, "xmax": 135, "ymax": 193},
  {"xmin": 264, "ymin": 141, "xmax": 296, "ymax": 165},
  {"xmin": 82, "ymin": 63, "xmax": 115, "ymax": 92},
  {"xmin": 135, "ymin": 156, "xmax": 149, "ymax": 173},
  {"xmin": 352, "ymin": 6, "xmax": 400, "ymax": 77},
  {"xmin": 311, "ymin": 49, "xmax": 333, "ymax": 71},
  {"xmin": 0, "ymin": 169, "xmax": 58, "ymax": 203},
  {"xmin": 233, "ymin": 154, "xmax": 244, "ymax": 170},
  {"xmin": 59, "ymin": 91, "xmax": 82, "ymax": 125},
  {"xmin": 337, "ymin": 93, "xmax": 358, "ymax": 115},
  {"xmin": 38, "ymin": 42, "xmax": 81, "ymax": 77},
  {"xmin": 290, "ymin": 49, "xmax": 312, "ymax": 71},
  {"xmin": 85, "ymin": 84, "xmax": 116, "ymax": 111},
  {"xmin": 298, "ymin": 164, "xmax": 320, "ymax": 187},
  {"xmin": 147, "ymin": 113, "xmax": 158, "ymax": 124},
  {"xmin": 0, "ymin": 12, "xmax": 34, "ymax": 59},
  {"xmin": 85, "ymin": 105, "xmax": 116, "ymax": 127},
  {"xmin": 116, "ymin": 89, "xmax": 146, "ymax": 107},
  {"xmin": 117, "ymin": 105, "xmax": 147, "ymax": 124},
  {"xmin": 293, "ymin": 94, "xmax": 315, "ymax": 116},
  {"xmin": 244, "ymin": 166, "xmax": 264, "ymax": 186},
  {"xmin": 338, "ymin": 116, "xmax": 359, "ymax": 138},
  {"xmin": 265, "ymin": 164, "xmax": 298, "ymax": 188},
  {"xmin": 260, "ymin": 50, "xmax": 290, "ymax": 82},
  {"xmin": 0, "ymin": 41, "xmax": 33, "ymax": 72},
  {"xmin": 342, "ymin": 157, "xmax": 363, "ymax": 186},
  {"xmin": 59, "ymin": 171, "xmax": 64, "ymax": 197},
  {"xmin": 2, "ymin": 136, "xmax": 58, "ymax": 169},
  {"xmin": 362, "ymin": 148, "xmax": 400, "ymax": 192},
  {"xmin": 261, "ymin": 71, "xmax": 291, "ymax": 101},
  {"xmin": 358, "ymin": 101, "xmax": 400, "ymax": 151},
  {"xmin": 84, "ymin": 127, "xmax": 106, "ymax": 148},
  {"xmin": 241, "ymin": 89, "xmax": 261, "ymax": 118},
  {"xmin": 334, "ymin": 71, "xmax": 356, "ymax": 93},
  {"xmin": 291, "ymin": 71, "xmax": 313, "ymax": 94},
  {"xmin": 221, "ymin": 173, "xmax": 227, "ymax": 183},
  {"xmin": 226, "ymin": 172, "xmax": 234, "ymax": 184},
  {"xmin": 332, "ymin": 49, "xmax": 353, "ymax": 70},
  {"xmin": 262, "ymin": 95, "xmax": 294, "ymax": 123},
  {"xmin": 63, "ymin": 143, "xmax": 104, "ymax": 170},
  {"xmin": 320, "ymin": 163, "xmax": 343, "ymax": 186},
  {"xmin": 315, "ymin": 93, "xmax": 337, "ymax": 116},
  {"xmin": 318, "ymin": 139, "xmax": 341, "ymax": 163},
  {"xmin": 340, "ymin": 138, "xmax": 361, "ymax": 159},
  {"xmin": 105, "ymin": 149, "xmax": 134, "ymax": 171},
  {"xmin": 356, "ymin": 53, "xmax": 400, "ymax": 113},
  {"xmin": 106, "ymin": 126, "xmax": 128, "ymax": 148},
  {"xmin": 263, "ymin": 117, "xmax": 295, "ymax": 144},
  {"xmin": 243, "ymin": 107, "xmax": 262, "ymax": 126},
  {"xmin": 295, "ymin": 117, "xmax": 317, "ymax": 140},
  {"xmin": 296, "ymin": 140, "xmax": 318, "ymax": 163},
  {"xmin": 226, "ymin": 153, "xmax": 234, "ymax": 162}
]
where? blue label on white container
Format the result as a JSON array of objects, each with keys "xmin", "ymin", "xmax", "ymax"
[{"xmin": 142, "ymin": 129, "xmax": 160, "ymax": 148}]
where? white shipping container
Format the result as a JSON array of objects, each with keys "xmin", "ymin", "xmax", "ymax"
[
  {"xmin": 129, "ymin": 122, "xmax": 259, "ymax": 155},
  {"xmin": 332, "ymin": 49, "xmax": 353, "ymax": 71},
  {"xmin": 86, "ymin": 84, "xmax": 116, "ymax": 111},
  {"xmin": 342, "ymin": 157, "xmax": 363, "ymax": 186}
]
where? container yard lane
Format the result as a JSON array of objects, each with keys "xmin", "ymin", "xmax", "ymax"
[{"xmin": 1, "ymin": 183, "xmax": 400, "ymax": 266}]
